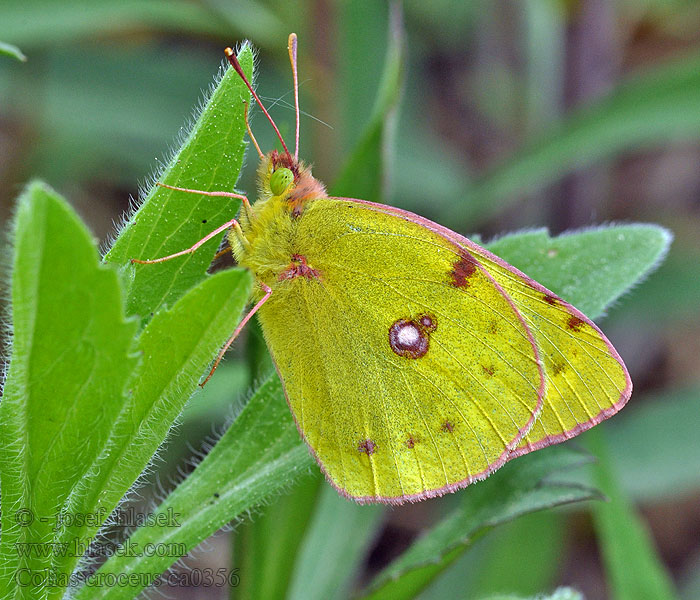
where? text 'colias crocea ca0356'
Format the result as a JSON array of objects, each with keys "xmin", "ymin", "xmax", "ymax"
[{"xmin": 132, "ymin": 34, "xmax": 632, "ymax": 505}]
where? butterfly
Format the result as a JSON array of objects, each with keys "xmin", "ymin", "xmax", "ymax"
[{"xmin": 132, "ymin": 34, "xmax": 631, "ymax": 504}]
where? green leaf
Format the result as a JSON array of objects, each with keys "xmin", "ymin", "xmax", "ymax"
[
  {"xmin": 287, "ymin": 486, "xmax": 385, "ymax": 600},
  {"xmin": 361, "ymin": 446, "xmax": 601, "ymax": 600},
  {"xmin": 588, "ymin": 429, "xmax": 677, "ymax": 600},
  {"xmin": 331, "ymin": 1, "xmax": 405, "ymax": 203},
  {"xmin": 458, "ymin": 51, "xmax": 700, "ymax": 225},
  {"xmin": 608, "ymin": 385, "xmax": 700, "ymax": 501},
  {"xmin": 416, "ymin": 508, "xmax": 566, "ymax": 600},
  {"xmin": 236, "ymin": 474, "xmax": 323, "ymax": 600},
  {"xmin": 520, "ymin": 0, "xmax": 565, "ymax": 138},
  {"xmin": 0, "ymin": 181, "xmax": 254, "ymax": 600},
  {"xmin": 200, "ymin": 0, "xmax": 286, "ymax": 49},
  {"xmin": 0, "ymin": 181, "xmax": 138, "ymax": 598},
  {"xmin": 178, "ymin": 360, "xmax": 250, "ymax": 423},
  {"xmin": 606, "ymin": 239, "xmax": 700, "ymax": 325},
  {"xmin": 334, "ymin": 0, "xmax": 389, "ymax": 153},
  {"xmin": 467, "ymin": 512, "xmax": 566, "ymax": 599},
  {"xmin": 0, "ymin": 40, "xmax": 26, "ymax": 61},
  {"xmin": 245, "ymin": 317, "xmax": 275, "ymax": 383},
  {"xmin": 63, "ymin": 265, "xmax": 254, "ymax": 550},
  {"xmin": 72, "ymin": 376, "xmax": 314, "ymax": 600},
  {"xmin": 104, "ymin": 45, "xmax": 253, "ymax": 319},
  {"xmin": 486, "ymin": 224, "xmax": 673, "ymax": 318},
  {"xmin": 8, "ymin": 46, "xmax": 235, "ymax": 185}
]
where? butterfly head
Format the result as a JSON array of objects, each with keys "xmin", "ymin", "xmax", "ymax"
[
  {"xmin": 259, "ymin": 149, "xmax": 327, "ymax": 213},
  {"xmin": 226, "ymin": 35, "xmax": 327, "ymax": 213}
]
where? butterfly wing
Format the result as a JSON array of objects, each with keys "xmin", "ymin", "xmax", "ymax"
[
  {"xmin": 341, "ymin": 200, "xmax": 632, "ymax": 459},
  {"xmin": 256, "ymin": 197, "xmax": 545, "ymax": 503},
  {"xmin": 471, "ymin": 248, "xmax": 632, "ymax": 456}
]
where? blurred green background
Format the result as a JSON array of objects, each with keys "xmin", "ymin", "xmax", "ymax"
[{"xmin": 1, "ymin": 1, "xmax": 699, "ymax": 599}]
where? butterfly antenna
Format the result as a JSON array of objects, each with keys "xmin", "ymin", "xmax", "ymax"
[
  {"xmin": 288, "ymin": 33, "xmax": 300, "ymax": 160},
  {"xmin": 244, "ymin": 101, "xmax": 264, "ymax": 159},
  {"xmin": 225, "ymin": 47, "xmax": 293, "ymax": 163}
]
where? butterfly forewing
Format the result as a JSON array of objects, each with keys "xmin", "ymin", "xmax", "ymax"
[
  {"xmin": 256, "ymin": 198, "xmax": 544, "ymax": 502},
  {"xmin": 466, "ymin": 250, "xmax": 632, "ymax": 455},
  {"xmin": 342, "ymin": 200, "xmax": 632, "ymax": 460}
]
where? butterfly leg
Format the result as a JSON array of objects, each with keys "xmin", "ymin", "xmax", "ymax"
[
  {"xmin": 155, "ymin": 182, "xmax": 254, "ymax": 222},
  {"xmin": 130, "ymin": 217, "xmax": 246, "ymax": 264},
  {"xmin": 200, "ymin": 281, "xmax": 272, "ymax": 386}
]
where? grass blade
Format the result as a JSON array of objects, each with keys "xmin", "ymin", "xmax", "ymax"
[
  {"xmin": 361, "ymin": 446, "xmax": 600, "ymax": 600},
  {"xmin": 588, "ymin": 429, "xmax": 678, "ymax": 600},
  {"xmin": 457, "ymin": 52, "xmax": 700, "ymax": 225}
]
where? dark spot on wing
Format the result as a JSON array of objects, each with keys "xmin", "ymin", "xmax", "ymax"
[
  {"xmin": 450, "ymin": 251, "xmax": 477, "ymax": 288},
  {"xmin": 358, "ymin": 439, "xmax": 376, "ymax": 455},
  {"xmin": 543, "ymin": 294, "xmax": 558, "ymax": 306},
  {"xmin": 389, "ymin": 314, "xmax": 437, "ymax": 359},
  {"xmin": 552, "ymin": 362, "xmax": 566, "ymax": 376},
  {"xmin": 567, "ymin": 316, "xmax": 585, "ymax": 332}
]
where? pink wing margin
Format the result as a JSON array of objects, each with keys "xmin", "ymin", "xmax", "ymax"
[{"xmin": 335, "ymin": 197, "xmax": 632, "ymax": 465}]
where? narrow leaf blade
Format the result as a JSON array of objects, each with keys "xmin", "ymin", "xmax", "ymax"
[
  {"xmin": 236, "ymin": 475, "xmax": 323, "ymax": 600},
  {"xmin": 287, "ymin": 486, "xmax": 384, "ymax": 600},
  {"xmin": 459, "ymin": 52, "xmax": 700, "ymax": 225},
  {"xmin": 362, "ymin": 447, "xmax": 601, "ymax": 600},
  {"xmin": 0, "ymin": 40, "xmax": 26, "ymax": 61},
  {"xmin": 588, "ymin": 429, "xmax": 678, "ymax": 600},
  {"xmin": 609, "ymin": 385, "xmax": 700, "ymax": 501},
  {"xmin": 331, "ymin": 1, "xmax": 405, "ymax": 203}
]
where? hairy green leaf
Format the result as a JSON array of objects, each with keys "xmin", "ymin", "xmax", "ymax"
[
  {"xmin": 0, "ymin": 182, "xmax": 138, "ymax": 599},
  {"xmin": 487, "ymin": 224, "xmax": 673, "ymax": 318},
  {"xmin": 104, "ymin": 45, "xmax": 253, "ymax": 320},
  {"xmin": 72, "ymin": 376, "xmax": 314, "ymax": 600},
  {"xmin": 55, "ymin": 266, "xmax": 253, "ymax": 575},
  {"xmin": 361, "ymin": 446, "xmax": 600, "ymax": 600}
]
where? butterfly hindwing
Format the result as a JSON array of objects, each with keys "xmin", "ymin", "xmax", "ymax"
[{"xmin": 256, "ymin": 198, "xmax": 545, "ymax": 502}]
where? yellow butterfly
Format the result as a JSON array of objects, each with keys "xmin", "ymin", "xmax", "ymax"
[{"xmin": 133, "ymin": 35, "xmax": 631, "ymax": 504}]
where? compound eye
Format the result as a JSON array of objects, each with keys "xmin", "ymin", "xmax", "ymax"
[{"xmin": 270, "ymin": 167, "xmax": 294, "ymax": 195}]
